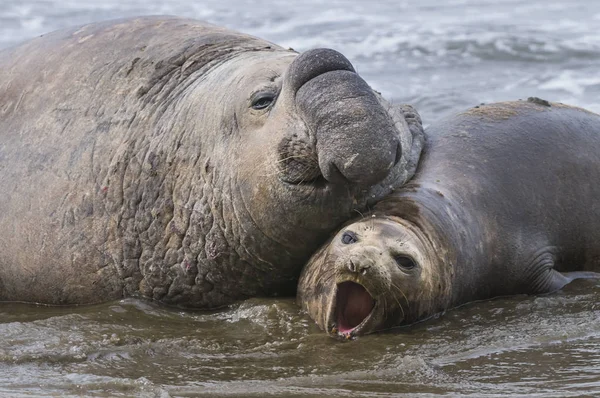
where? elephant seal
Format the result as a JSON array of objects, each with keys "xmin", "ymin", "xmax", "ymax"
[
  {"xmin": 298, "ymin": 99, "xmax": 600, "ymax": 338},
  {"xmin": 0, "ymin": 16, "xmax": 424, "ymax": 307}
]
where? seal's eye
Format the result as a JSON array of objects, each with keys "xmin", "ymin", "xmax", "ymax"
[
  {"xmin": 341, "ymin": 231, "xmax": 358, "ymax": 245},
  {"xmin": 251, "ymin": 93, "xmax": 276, "ymax": 110},
  {"xmin": 395, "ymin": 255, "xmax": 417, "ymax": 270}
]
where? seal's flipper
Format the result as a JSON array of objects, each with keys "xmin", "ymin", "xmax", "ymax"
[
  {"xmin": 560, "ymin": 271, "xmax": 600, "ymax": 283},
  {"xmin": 533, "ymin": 269, "xmax": 600, "ymax": 294},
  {"xmin": 520, "ymin": 249, "xmax": 599, "ymax": 294}
]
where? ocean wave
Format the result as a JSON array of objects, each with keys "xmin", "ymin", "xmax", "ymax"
[
  {"xmin": 0, "ymin": 0, "xmax": 599, "ymax": 121},
  {"xmin": 298, "ymin": 26, "xmax": 600, "ymax": 67},
  {"xmin": 2, "ymin": 0, "xmax": 600, "ymax": 60},
  {"xmin": 539, "ymin": 70, "xmax": 600, "ymax": 96}
]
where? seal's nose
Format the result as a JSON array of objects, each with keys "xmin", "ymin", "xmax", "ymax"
[
  {"xmin": 320, "ymin": 136, "xmax": 400, "ymax": 186},
  {"xmin": 348, "ymin": 259, "xmax": 371, "ymax": 274},
  {"xmin": 290, "ymin": 48, "xmax": 402, "ymax": 188},
  {"xmin": 286, "ymin": 48, "xmax": 356, "ymax": 92}
]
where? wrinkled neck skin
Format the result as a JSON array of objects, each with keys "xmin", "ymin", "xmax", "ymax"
[
  {"xmin": 374, "ymin": 183, "xmax": 491, "ymax": 313},
  {"xmin": 95, "ymin": 50, "xmax": 311, "ymax": 308}
]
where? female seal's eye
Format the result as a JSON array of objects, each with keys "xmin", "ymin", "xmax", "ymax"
[
  {"xmin": 341, "ymin": 231, "xmax": 358, "ymax": 245},
  {"xmin": 395, "ymin": 255, "xmax": 417, "ymax": 270},
  {"xmin": 251, "ymin": 93, "xmax": 276, "ymax": 110}
]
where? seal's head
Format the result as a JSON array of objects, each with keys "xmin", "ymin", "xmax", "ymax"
[
  {"xmin": 169, "ymin": 40, "xmax": 424, "ymax": 304},
  {"xmin": 298, "ymin": 216, "xmax": 452, "ymax": 338}
]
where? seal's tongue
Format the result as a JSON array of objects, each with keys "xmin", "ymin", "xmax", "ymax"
[{"xmin": 336, "ymin": 281, "xmax": 375, "ymax": 334}]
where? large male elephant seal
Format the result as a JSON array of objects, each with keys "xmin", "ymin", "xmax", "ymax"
[
  {"xmin": 0, "ymin": 16, "xmax": 424, "ymax": 307},
  {"xmin": 298, "ymin": 99, "xmax": 600, "ymax": 338}
]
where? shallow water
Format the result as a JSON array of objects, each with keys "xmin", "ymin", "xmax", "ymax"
[
  {"xmin": 0, "ymin": 279, "xmax": 598, "ymax": 396},
  {"xmin": 1, "ymin": 0, "xmax": 600, "ymax": 396}
]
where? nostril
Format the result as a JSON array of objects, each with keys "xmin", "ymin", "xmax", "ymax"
[
  {"xmin": 321, "ymin": 159, "xmax": 350, "ymax": 184},
  {"xmin": 348, "ymin": 260, "xmax": 371, "ymax": 274},
  {"xmin": 348, "ymin": 259, "xmax": 356, "ymax": 273},
  {"xmin": 394, "ymin": 142, "xmax": 403, "ymax": 166}
]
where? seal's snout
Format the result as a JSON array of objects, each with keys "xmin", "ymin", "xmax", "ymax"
[
  {"xmin": 290, "ymin": 48, "xmax": 402, "ymax": 188},
  {"xmin": 348, "ymin": 259, "xmax": 371, "ymax": 274},
  {"xmin": 287, "ymin": 48, "xmax": 356, "ymax": 92},
  {"xmin": 334, "ymin": 281, "xmax": 375, "ymax": 336}
]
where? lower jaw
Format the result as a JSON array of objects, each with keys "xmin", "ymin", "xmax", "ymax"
[
  {"xmin": 326, "ymin": 281, "xmax": 377, "ymax": 338},
  {"xmin": 328, "ymin": 307, "xmax": 377, "ymax": 339}
]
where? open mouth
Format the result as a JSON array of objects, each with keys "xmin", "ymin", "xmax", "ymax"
[{"xmin": 334, "ymin": 281, "xmax": 375, "ymax": 336}]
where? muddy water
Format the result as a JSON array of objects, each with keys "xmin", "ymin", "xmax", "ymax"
[{"xmin": 0, "ymin": 278, "xmax": 598, "ymax": 396}]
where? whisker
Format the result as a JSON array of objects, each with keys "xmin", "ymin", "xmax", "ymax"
[
  {"xmin": 251, "ymin": 151, "xmax": 320, "ymax": 179},
  {"xmin": 389, "ymin": 282, "xmax": 411, "ymax": 322},
  {"xmin": 392, "ymin": 291, "xmax": 405, "ymax": 321},
  {"xmin": 246, "ymin": 151, "xmax": 312, "ymax": 176},
  {"xmin": 387, "ymin": 285, "xmax": 405, "ymax": 320},
  {"xmin": 274, "ymin": 153, "xmax": 314, "ymax": 164},
  {"xmin": 353, "ymin": 209, "xmax": 365, "ymax": 219},
  {"xmin": 390, "ymin": 281, "xmax": 410, "ymax": 307}
]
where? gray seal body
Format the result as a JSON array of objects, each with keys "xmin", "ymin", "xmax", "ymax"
[
  {"xmin": 298, "ymin": 100, "xmax": 600, "ymax": 338},
  {"xmin": 0, "ymin": 16, "xmax": 424, "ymax": 307}
]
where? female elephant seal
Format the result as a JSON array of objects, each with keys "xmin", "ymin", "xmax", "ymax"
[
  {"xmin": 298, "ymin": 99, "xmax": 600, "ymax": 338},
  {"xmin": 0, "ymin": 16, "xmax": 424, "ymax": 307}
]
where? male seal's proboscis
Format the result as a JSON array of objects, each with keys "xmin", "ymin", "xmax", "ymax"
[
  {"xmin": 0, "ymin": 16, "xmax": 424, "ymax": 307},
  {"xmin": 298, "ymin": 99, "xmax": 600, "ymax": 339}
]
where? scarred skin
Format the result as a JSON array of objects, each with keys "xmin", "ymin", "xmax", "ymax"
[
  {"xmin": 298, "ymin": 99, "xmax": 600, "ymax": 338},
  {"xmin": 0, "ymin": 16, "xmax": 424, "ymax": 307}
]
